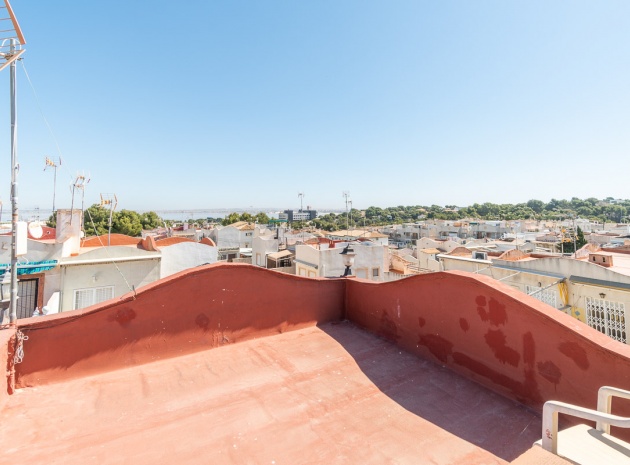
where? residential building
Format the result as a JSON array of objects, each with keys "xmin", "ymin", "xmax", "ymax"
[
  {"xmin": 324, "ymin": 229, "xmax": 388, "ymax": 246},
  {"xmin": 295, "ymin": 240, "xmax": 387, "ymax": 280},
  {"xmin": 209, "ymin": 221, "xmax": 256, "ymax": 261},
  {"xmin": 278, "ymin": 209, "xmax": 317, "ymax": 222}
]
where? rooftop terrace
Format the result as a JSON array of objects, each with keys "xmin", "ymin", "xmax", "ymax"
[{"xmin": 1, "ymin": 264, "xmax": 629, "ymax": 463}]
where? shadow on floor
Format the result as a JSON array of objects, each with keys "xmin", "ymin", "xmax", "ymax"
[{"xmin": 319, "ymin": 320, "xmax": 543, "ymax": 463}]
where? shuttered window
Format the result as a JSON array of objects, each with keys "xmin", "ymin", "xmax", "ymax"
[{"xmin": 73, "ymin": 286, "xmax": 114, "ymax": 310}]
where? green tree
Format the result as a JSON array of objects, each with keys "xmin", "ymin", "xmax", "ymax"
[
  {"xmin": 83, "ymin": 204, "xmax": 113, "ymax": 237},
  {"xmin": 113, "ymin": 209, "xmax": 143, "ymax": 237},
  {"xmin": 254, "ymin": 212, "xmax": 270, "ymax": 224},
  {"xmin": 46, "ymin": 212, "xmax": 56, "ymax": 228},
  {"xmin": 140, "ymin": 211, "xmax": 163, "ymax": 230},
  {"xmin": 221, "ymin": 212, "xmax": 241, "ymax": 226},
  {"xmin": 239, "ymin": 212, "xmax": 253, "ymax": 222},
  {"xmin": 82, "ymin": 204, "xmax": 148, "ymax": 237},
  {"xmin": 527, "ymin": 199, "xmax": 545, "ymax": 214}
]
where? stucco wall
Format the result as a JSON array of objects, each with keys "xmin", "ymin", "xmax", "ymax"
[
  {"xmin": 318, "ymin": 242, "xmax": 389, "ymax": 281},
  {"xmin": 252, "ymin": 236, "xmax": 279, "ymax": 267},
  {"xmin": 0, "ymin": 328, "xmax": 15, "ymax": 409},
  {"xmin": 215, "ymin": 226, "xmax": 240, "ymax": 248},
  {"xmin": 59, "ymin": 250, "xmax": 161, "ymax": 311},
  {"xmin": 345, "ymin": 271, "xmax": 630, "ymax": 423},
  {"xmin": 15, "ymin": 264, "xmax": 344, "ymax": 387},
  {"xmin": 159, "ymin": 242, "xmax": 218, "ymax": 277}
]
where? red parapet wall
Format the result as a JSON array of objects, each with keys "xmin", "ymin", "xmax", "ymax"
[
  {"xmin": 346, "ymin": 271, "xmax": 630, "ymax": 418},
  {"xmin": 0, "ymin": 327, "xmax": 15, "ymax": 408},
  {"xmin": 15, "ymin": 264, "xmax": 345, "ymax": 387},
  {"xmin": 12, "ymin": 265, "xmax": 630, "ymax": 433}
]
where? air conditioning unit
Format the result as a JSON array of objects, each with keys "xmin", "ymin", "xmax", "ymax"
[{"xmin": 473, "ymin": 251, "xmax": 488, "ymax": 260}]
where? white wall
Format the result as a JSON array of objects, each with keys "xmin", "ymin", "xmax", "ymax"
[
  {"xmin": 160, "ymin": 242, "xmax": 218, "ymax": 277},
  {"xmin": 318, "ymin": 243, "xmax": 388, "ymax": 279},
  {"xmin": 295, "ymin": 244, "xmax": 321, "ymax": 277},
  {"xmin": 0, "ymin": 237, "xmax": 60, "ymax": 263},
  {"xmin": 58, "ymin": 247, "xmax": 161, "ymax": 312},
  {"xmin": 252, "ymin": 236, "xmax": 279, "ymax": 267},
  {"xmin": 216, "ymin": 226, "xmax": 241, "ymax": 248}
]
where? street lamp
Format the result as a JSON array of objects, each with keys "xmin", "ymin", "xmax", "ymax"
[{"xmin": 340, "ymin": 244, "xmax": 356, "ymax": 277}]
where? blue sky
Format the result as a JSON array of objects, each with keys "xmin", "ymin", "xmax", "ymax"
[{"xmin": 2, "ymin": 0, "xmax": 629, "ymax": 213}]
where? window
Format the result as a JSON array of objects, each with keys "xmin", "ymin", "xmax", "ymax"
[
  {"xmin": 586, "ymin": 297, "xmax": 627, "ymax": 344},
  {"xmin": 372, "ymin": 268, "xmax": 380, "ymax": 277},
  {"xmin": 73, "ymin": 286, "xmax": 114, "ymax": 310}
]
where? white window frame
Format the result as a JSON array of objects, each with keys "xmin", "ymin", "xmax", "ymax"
[{"xmin": 73, "ymin": 286, "xmax": 114, "ymax": 310}]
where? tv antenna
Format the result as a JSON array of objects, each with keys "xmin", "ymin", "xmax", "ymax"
[
  {"xmin": 298, "ymin": 192, "xmax": 304, "ymax": 211},
  {"xmin": 100, "ymin": 193, "xmax": 117, "ymax": 246},
  {"xmin": 342, "ymin": 191, "xmax": 350, "ymax": 231},
  {"xmin": 44, "ymin": 156, "xmax": 61, "ymax": 212},
  {"xmin": 70, "ymin": 172, "xmax": 90, "ymax": 229}
]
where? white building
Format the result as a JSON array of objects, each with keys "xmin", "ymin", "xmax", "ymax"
[{"xmin": 295, "ymin": 241, "xmax": 387, "ymax": 280}]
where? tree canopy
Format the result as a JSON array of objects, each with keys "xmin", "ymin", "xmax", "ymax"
[
  {"xmin": 221, "ymin": 212, "xmax": 270, "ymax": 226},
  {"xmin": 47, "ymin": 205, "xmax": 164, "ymax": 237}
]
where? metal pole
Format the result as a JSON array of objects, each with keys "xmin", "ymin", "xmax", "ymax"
[
  {"xmin": 9, "ymin": 39, "xmax": 18, "ymax": 325},
  {"xmin": 52, "ymin": 165, "xmax": 56, "ymax": 212},
  {"xmin": 108, "ymin": 204, "xmax": 113, "ymax": 246},
  {"xmin": 80, "ymin": 186, "xmax": 85, "ymax": 235},
  {"xmin": 573, "ymin": 217, "xmax": 577, "ymax": 257}
]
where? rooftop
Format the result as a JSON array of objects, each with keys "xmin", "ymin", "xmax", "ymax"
[
  {"xmin": 2, "ymin": 264, "xmax": 629, "ymax": 464},
  {"xmin": 3, "ymin": 322, "xmax": 543, "ymax": 464}
]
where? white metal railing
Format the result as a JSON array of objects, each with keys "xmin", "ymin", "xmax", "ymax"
[
  {"xmin": 597, "ymin": 386, "xmax": 630, "ymax": 433},
  {"xmin": 542, "ymin": 386, "xmax": 630, "ymax": 454}
]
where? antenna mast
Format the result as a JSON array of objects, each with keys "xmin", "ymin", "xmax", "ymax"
[
  {"xmin": 298, "ymin": 192, "xmax": 304, "ymax": 212},
  {"xmin": 100, "ymin": 193, "xmax": 117, "ymax": 246},
  {"xmin": 0, "ymin": 0, "xmax": 26, "ymax": 325},
  {"xmin": 342, "ymin": 191, "xmax": 350, "ymax": 231},
  {"xmin": 70, "ymin": 172, "xmax": 90, "ymax": 231},
  {"xmin": 44, "ymin": 156, "xmax": 61, "ymax": 213}
]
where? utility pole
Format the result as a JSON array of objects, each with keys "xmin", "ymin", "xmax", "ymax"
[
  {"xmin": 8, "ymin": 38, "xmax": 18, "ymax": 325},
  {"xmin": 0, "ymin": 2, "xmax": 25, "ymax": 325}
]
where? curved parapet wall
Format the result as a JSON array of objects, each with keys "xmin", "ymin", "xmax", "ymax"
[
  {"xmin": 346, "ymin": 271, "xmax": 630, "ymax": 416},
  {"xmin": 15, "ymin": 264, "xmax": 345, "ymax": 387},
  {"xmin": 12, "ymin": 265, "xmax": 630, "ymax": 430}
]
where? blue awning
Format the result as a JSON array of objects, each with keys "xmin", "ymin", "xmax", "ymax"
[{"xmin": 0, "ymin": 260, "xmax": 58, "ymax": 276}]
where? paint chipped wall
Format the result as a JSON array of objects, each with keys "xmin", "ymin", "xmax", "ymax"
[{"xmin": 345, "ymin": 271, "xmax": 630, "ymax": 421}]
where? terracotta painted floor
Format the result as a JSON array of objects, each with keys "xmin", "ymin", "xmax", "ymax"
[{"xmin": 0, "ymin": 322, "xmax": 542, "ymax": 464}]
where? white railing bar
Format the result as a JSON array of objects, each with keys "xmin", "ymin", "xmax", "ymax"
[
  {"xmin": 597, "ymin": 386, "xmax": 630, "ymax": 434},
  {"xmin": 542, "ymin": 401, "xmax": 630, "ymax": 454}
]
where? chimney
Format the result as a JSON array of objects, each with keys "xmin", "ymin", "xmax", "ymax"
[{"xmin": 56, "ymin": 209, "xmax": 82, "ymax": 257}]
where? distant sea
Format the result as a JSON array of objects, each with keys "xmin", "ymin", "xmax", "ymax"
[{"xmin": 6, "ymin": 207, "xmax": 344, "ymax": 223}]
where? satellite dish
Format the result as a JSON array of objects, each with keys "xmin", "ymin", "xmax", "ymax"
[{"xmin": 28, "ymin": 221, "xmax": 43, "ymax": 239}]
